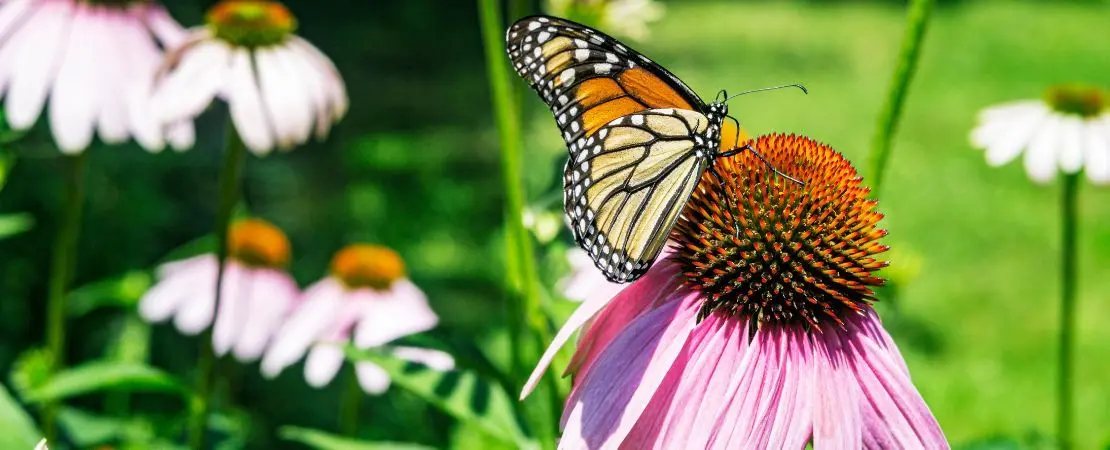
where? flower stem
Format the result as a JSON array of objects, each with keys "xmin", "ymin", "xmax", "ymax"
[
  {"xmin": 477, "ymin": 0, "xmax": 557, "ymax": 446},
  {"xmin": 188, "ymin": 129, "xmax": 247, "ymax": 450},
  {"xmin": 866, "ymin": 0, "xmax": 934, "ymax": 193},
  {"xmin": 339, "ymin": 368, "xmax": 361, "ymax": 436},
  {"xmin": 42, "ymin": 152, "xmax": 88, "ymax": 443},
  {"xmin": 1057, "ymin": 172, "xmax": 1079, "ymax": 449}
]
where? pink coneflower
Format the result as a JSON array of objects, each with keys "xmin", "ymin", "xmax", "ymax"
[
  {"xmin": 559, "ymin": 248, "xmax": 623, "ymax": 304},
  {"xmin": 150, "ymin": 0, "xmax": 347, "ymax": 156},
  {"xmin": 525, "ymin": 134, "xmax": 948, "ymax": 449},
  {"xmin": 0, "ymin": 0, "xmax": 193, "ymax": 152},
  {"xmin": 139, "ymin": 219, "xmax": 299, "ymax": 361},
  {"xmin": 260, "ymin": 244, "xmax": 451, "ymax": 394}
]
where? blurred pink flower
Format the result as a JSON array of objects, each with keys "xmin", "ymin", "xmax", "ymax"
[
  {"xmin": 139, "ymin": 219, "xmax": 298, "ymax": 362},
  {"xmin": 0, "ymin": 0, "xmax": 193, "ymax": 153},
  {"xmin": 150, "ymin": 0, "xmax": 347, "ymax": 156},
  {"xmin": 260, "ymin": 245, "xmax": 450, "ymax": 395},
  {"xmin": 524, "ymin": 135, "xmax": 947, "ymax": 449}
]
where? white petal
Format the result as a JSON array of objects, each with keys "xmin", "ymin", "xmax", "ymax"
[
  {"xmin": 1085, "ymin": 119, "xmax": 1110, "ymax": 184},
  {"xmin": 303, "ymin": 342, "xmax": 345, "ymax": 388},
  {"xmin": 140, "ymin": 3, "xmax": 186, "ymax": 48},
  {"xmin": 92, "ymin": 11, "xmax": 131, "ymax": 145},
  {"xmin": 355, "ymin": 362, "xmax": 390, "ymax": 395},
  {"xmin": 124, "ymin": 25, "xmax": 166, "ymax": 152},
  {"xmin": 352, "ymin": 279, "xmax": 438, "ymax": 348},
  {"xmin": 979, "ymin": 106, "xmax": 1049, "ymax": 167},
  {"xmin": 232, "ymin": 269, "xmax": 299, "ymax": 362},
  {"xmin": 255, "ymin": 46, "xmax": 312, "ymax": 150},
  {"xmin": 47, "ymin": 4, "xmax": 98, "ymax": 153},
  {"xmin": 1024, "ymin": 114, "xmax": 1063, "ymax": 183},
  {"xmin": 154, "ymin": 37, "xmax": 231, "ymax": 123},
  {"xmin": 138, "ymin": 255, "xmax": 212, "ymax": 323},
  {"xmin": 391, "ymin": 346, "xmax": 455, "ymax": 371},
  {"xmin": 166, "ymin": 120, "xmax": 195, "ymax": 151},
  {"xmin": 0, "ymin": 0, "xmax": 36, "ymax": 96},
  {"xmin": 225, "ymin": 48, "xmax": 274, "ymax": 154},
  {"xmin": 211, "ymin": 263, "xmax": 248, "ymax": 356},
  {"xmin": 5, "ymin": 1, "xmax": 71, "ymax": 131},
  {"xmin": 288, "ymin": 36, "xmax": 346, "ymax": 136},
  {"xmin": 1057, "ymin": 115, "xmax": 1084, "ymax": 173},
  {"xmin": 259, "ymin": 278, "xmax": 345, "ymax": 378},
  {"xmin": 284, "ymin": 45, "xmax": 328, "ymax": 142},
  {"xmin": 977, "ymin": 100, "xmax": 1043, "ymax": 124},
  {"xmin": 171, "ymin": 257, "xmax": 219, "ymax": 335}
]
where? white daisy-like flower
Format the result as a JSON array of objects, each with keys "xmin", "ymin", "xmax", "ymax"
[
  {"xmin": 0, "ymin": 0, "xmax": 193, "ymax": 153},
  {"xmin": 139, "ymin": 219, "xmax": 299, "ymax": 362},
  {"xmin": 151, "ymin": 0, "xmax": 347, "ymax": 156},
  {"xmin": 970, "ymin": 84, "xmax": 1110, "ymax": 184},
  {"xmin": 545, "ymin": 0, "xmax": 664, "ymax": 41},
  {"xmin": 260, "ymin": 244, "xmax": 452, "ymax": 395}
]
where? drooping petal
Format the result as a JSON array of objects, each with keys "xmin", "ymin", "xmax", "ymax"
[
  {"xmin": 559, "ymin": 292, "xmax": 699, "ymax": 449},
  {"xmin": 93, "ymin": 10, "xmax": 131, "ymax": 145},
  {"xmin": 1085, "ymin": 118, "xmax": 1110, "ymax": 184},
  {"xmin": 154, "ymin": 35, "xmax": 231, "ymax": 124},
  {"xmin": 211, "ymin": 263, "xmax": 249, "ymax": 356},
  {"xmin": 255, "ymin": 45, "xmax": 312, "ymax": 150},
  {"xmin": 232, "ymin": 269, "xmax": 299, "ymax": 362},
  {"xmin": 810, "ymin": 328, "xmax": 862, "ymax": 449},
  {"xmin": 287, "ymin": 36, "xmax": 346, "ymax": 136},
  {"xmin": 352, "ymin": 279, "xmax": 438, "ymax": 348},
  {"xmin": 260, "ymin": 277, "xmax": 345, "ymax": 378},
  {"xmin": 0, "ymin": 0, "xmax": 36, "ymax": 96},
  {"xmin": 355, "ymin": 362, "xmax": 390, "ymax": 394},
  {"xmin": 122, "ymin": 7, "xmax": 166, "ymax": 152},
  {"xmin": 976, "ymin": 104, "xmax": 1048, "ymax": 167},
  {"xmin": 170, "ymin": 257, "xmax": 219, "ymax": 335},
  {"xmin": 47, "ymin": 3, "xmax": 98, "ymax": 152},
  {"xmin": 1023, "ymin": 113, "xmax": 1063, "ymax": 183},
  {"xmin": 303, "ymin": 342, "xmax": 345, "ymax": 388},
  {"xmin": 166, "ymin": 120, "xmax": 195, "ymax": 151},
  {"xmin": 1057, "ymin": 115, "xmax": 1085, "ymax": 173},
  {"xmin": 141, "ymin": 2, "xmax": 186, "ymax": 47},
  {"xmin": 225, "ymin": 47, "xmax": 274, "ymax": 154},
  {"xmin": 5, "ymin": 0, "xmax": 70, "ymax": 130},
  {"xmin": 138, "ymin": 255, "xmax": 212, "ymax": 323},
  {"xmin": 391, "ymin": 346, "xmax": 455, "ymax": 371}
]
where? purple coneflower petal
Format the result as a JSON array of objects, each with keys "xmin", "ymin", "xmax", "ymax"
[
  {"xmin": 48, "ymin": 3, "xmax": 98, "ymax": 152},
  {"xmin": 304, "ymin": 342, "xmax": 345, "ymax": 388},
  {"xmin": 355, "ymin": 362, "xmax": 390, "ymax": 394},
  {"xmin": 225, "ymin": 47, "xmax": 273, "ymax": 154},
  {"xmin": 256, "ymin": 46, "xmax": 312, "ymax": 150},
  {"xmin": 392, "ymin": 346, "xmax": 455, "ymax": 371},
  {"xmin": 95, "ymin": 10, "xmax": 131, "ymax": 144},
  {"xmin": 232, "ymin": 268, "xmax": 298, "ymax": 361},
  {"xmin": 141, "ymin": 2, "xmax": 186, "ymax": 47},
  {"xmin": 260, "ymin": 277, "xmax": 345, "ymax": 378},
  {"xmin": 171, "ymin": 257, "xmax": 219, "ymax": 335},
  {"xmin": 5, "ymin": 0, "xmax": 69, "ymax": 130},
  {"xmin": 211, "ymin": 262, "xmax": 248, "ymax": 356},
  {"xmin": 156, "ymin": 37, "xmax": 231, "ymax": 125},
  {"xmin": 139, "ymin": 255, "xmax": 210, "ymax": 322},
  {"xmin": 352, "ymin": 279, "xmax": 438, "ymax": 348}
]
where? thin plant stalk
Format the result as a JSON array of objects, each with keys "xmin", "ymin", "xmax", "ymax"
[
  {"xmin": 1057, "ymin": 172, "xmax": 1079, "ymax": 450},
  {"xmin": 477, "ymin": 0, "xmax": 557, "ymax": 445},
  {"xmin": 42, "ymin": 152, "xmax": 89, "ymax": 443},
  {"xmin": 866, "ymin": 0, "xmax": 934, "ymax": 193},
  {"xmin": 339, "ymin": 368, "xmax": 361, "ymax": 436},
  {"xmin": 188, "ymin": 130, "xmax": 247, "ymax": 450}
]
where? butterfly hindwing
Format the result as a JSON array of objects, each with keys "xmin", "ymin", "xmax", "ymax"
[{"xmin": 564, "ymin": 108, "xmax": 712, "ymax": 282}]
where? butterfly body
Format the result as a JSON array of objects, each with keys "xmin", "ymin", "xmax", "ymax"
[{"xmin": 507, "ymin": 15, "xmax": 739, "ymax": 283}]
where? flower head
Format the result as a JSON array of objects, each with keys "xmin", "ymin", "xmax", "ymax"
[
  {"xmin": 0, "ymin": 0, "xmax": 192, "ymax": 153},
  {"xmin": 139, "ymin": 218, "xmax": 299, "ymax": 361},
  {"xmin": 525, "ymin": 134, "xmax": 947, "ymax": 448},
  {"xmin": 151, "ymin": 0, "xmax": 347, "ymax": 155},
  {"xmin": 545, "ymin": 0, "xmax": 664, "ymax": 42},
  {"xmin": 971, "ymin": 83, "xmax": 1110, "ymax": 184},
  {"xmin": 260, "ymin": 244, "xmax": 450, "ymax": 394}
]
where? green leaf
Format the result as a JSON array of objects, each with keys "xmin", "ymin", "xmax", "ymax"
[
  {"xmin": 0, "ymin": 382, "xmax": 42, "ymax": 448},
  {"xmin": 279, "ymin": 426, "xmax": 436, "ymax": 450},
  {"xmin": 23, "ymin": 361, "xmax": 190, "ymax": 404},
  {"xmin": 345, "ymin": 347, "xmax": 535, "ymax": 449},
  {"xmin": 68, "ymin": 271, "xmax": 153, "ymax": 317},
  {"xmin": 57, "ymin": 407, "xmax": 140, "ymax": 447},
  {"xmin": 0, "ymin": 212, "xmax": 33, "ymax": 240}
]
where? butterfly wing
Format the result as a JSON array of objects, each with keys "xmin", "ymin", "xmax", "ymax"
[
  {"xmin": 565, "ymin": 108, "xmax": 711, "ymax": 282},
  {"xmin": 505, "ymin": 15, "xmax": 706, "ymax": 148}
]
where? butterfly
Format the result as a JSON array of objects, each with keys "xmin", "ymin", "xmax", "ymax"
[{"xmin": 506, "ymin": 15, "xmax": 799, "ymax": 283}]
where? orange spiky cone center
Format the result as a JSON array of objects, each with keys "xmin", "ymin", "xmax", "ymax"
[
  {"xmin": 330, "ymin": 244, "xmax": 406, "ymax": 291},
  {"xmin": 672, "ymin": 133, "xmax": 889, "ymax": 328},
  {"xmin": 207, "ymin": 0, "xmax": 296, "ymax": 47},
  {"xmin": 227, "ymin": 219, "xmax": 291, "ymax": 268}
]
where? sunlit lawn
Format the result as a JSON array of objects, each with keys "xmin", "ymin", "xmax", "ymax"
[{"xmin": 522, "ymin": 1, "xmax": 1110, "ymax": 447}]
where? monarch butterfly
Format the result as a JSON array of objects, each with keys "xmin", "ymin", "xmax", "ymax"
[{"xmin": 506, "ymin": 15, "xmax": 799, "ymax": 283}]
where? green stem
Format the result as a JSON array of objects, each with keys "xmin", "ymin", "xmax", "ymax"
[
  {"xmin": 1057, "ymin": 172, "xmax": 1079, "ymax": 450},
  {"xmin": 339, "ymin": 368, "xmax": 361, "ymax": 436},
  {"xmin": 477, "ymin": 0, "xmax": 557, "ymax": 446},
  {"xmin": 188, "ymin": 129, "xmax": 247, "ymax": 450},
  {"xmin": 866, "ymin": 0, "xmax": 934, "ymax": 193},
  {"xmin": 42, "ymin": 152, "xmax": 88, "ymax": 443}
]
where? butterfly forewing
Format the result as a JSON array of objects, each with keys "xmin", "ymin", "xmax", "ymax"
[{"xmin": 565, "ymin": 108, "xmax": 710, "ymax": 282}]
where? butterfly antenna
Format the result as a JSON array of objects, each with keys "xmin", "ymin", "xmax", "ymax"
[
  {"xmin": 724, "ymin": 84, "xmax": 808, "ymax": 103},
  {"xmin": 717, "ymin": 144, "xmax": 805, "ymax": 186}
]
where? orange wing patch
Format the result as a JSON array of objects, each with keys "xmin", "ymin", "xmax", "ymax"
[
  {"xmin": 573, "ymin": 67, "xmax": 695, "ymax": 137},
  {"xmin": 618, "ymin": 67, "xmax": 694, "ymax": 110}
]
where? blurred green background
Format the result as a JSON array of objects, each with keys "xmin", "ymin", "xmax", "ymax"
[{"xmin": 1, "ymin": 0, "xmax": 1108, "ymax": 448}]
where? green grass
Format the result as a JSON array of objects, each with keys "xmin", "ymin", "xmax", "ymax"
[{"xmin": 526, "ymin": 1, "xmax": 1110, "ymax": 447}]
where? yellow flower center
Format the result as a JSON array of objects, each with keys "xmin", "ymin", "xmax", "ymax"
[
  {"xmin": 227, "ymin": 219, "xmax": 291, "ymax": 268},
  {"xmin": 673, "ymin": 134, "xmax": 889, "ymax": 328},
  {"xmin": 206, "ymin": 0, "xmax": 297, "ymax": 47},
  {"xmin": 330, "ymin": 244, "xmax": 406, "ymax": 291},
  {"xmin": 1044, "ymin": 84, "xmax": 1105, "ymax": 118}
]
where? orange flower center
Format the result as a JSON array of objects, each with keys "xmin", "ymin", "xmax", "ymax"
[
  {"xmin": 227, "ymin": 219, "xmax": 291, "ymax": 268},
  {"xmin": 330, "ymin": 245, "xmax": 406, "ymax": 291},
  {"xmin": 673, "ymin": 134, "xmax": 889, "ymax": 328},
  {"xmin": 1044, "ymin": 84, "xmax": 1105, "ymax": 118},
  {"xmin": 207, "ymin": 0, "xmax": 297, "ymax": 47}
]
